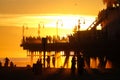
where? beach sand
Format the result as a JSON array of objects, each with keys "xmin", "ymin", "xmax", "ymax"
[{"xmin": 0, "ymin": 67, "xmax": 120, "ymax": 80}]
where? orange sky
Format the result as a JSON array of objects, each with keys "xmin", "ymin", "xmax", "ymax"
[{"xmin": 0, "ymin": 0, "xmax": 105, "ymax": 15}]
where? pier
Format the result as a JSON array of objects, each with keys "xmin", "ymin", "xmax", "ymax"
[{"xmin": 20, "ymin": 7, "xmax": 120, "ymax": 69}]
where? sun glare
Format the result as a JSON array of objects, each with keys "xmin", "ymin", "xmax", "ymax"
[
  {"xmin": 0, "ymin": 14, "xmax": 100, "ymax": 37},
  {"xmin": 22, "ymin": 15, "xmax": 97, "ymax": 30},
  {"xmin": 0, "ymin": 14, "xmax": 97, "ymax": 30}
]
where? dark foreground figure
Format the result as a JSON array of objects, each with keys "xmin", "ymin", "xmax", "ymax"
[
  {"xmin": 71, "ymin": 55, "xmax": 76, "ymax": 75},
  {"xmin": 33, "ymin": 59, "xmax": 42, "ymax": 75},
  {"xmin": 77, "ymin": 54, "xmax": 85, "ymax": 75}
]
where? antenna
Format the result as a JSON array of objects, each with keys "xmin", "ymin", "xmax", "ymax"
[{"xmin": 38, "ymin": 24, "xmax": 40, "ymax": 37}]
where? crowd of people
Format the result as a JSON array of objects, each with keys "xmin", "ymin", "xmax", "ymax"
[
  {"xmin": 32, "ymin": 55, "xmax": 56, "ymax": 75},
  {"xmin": 32, "ymin": 54, "xmax": 85, "ymax": 75},
  {"xmin": 0, "ymin": 57, "xmax": 15, "ymax": 68},
  {"xmin": 0, "ymin": 55, "xmax": 85, "ymax": 76},
  {"xmin": 24, "ymin": 35, "xmax": 69, "ymax": 44}
]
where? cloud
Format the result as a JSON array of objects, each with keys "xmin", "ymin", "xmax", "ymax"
[{"xmin": 0, "ymin": 14, "xmax": 22, "ymax": 18}]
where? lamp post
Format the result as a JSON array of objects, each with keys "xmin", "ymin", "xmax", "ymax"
[
  {"xmin": 56, "ymin": 19, "xmax": 63, "ymax": 37},
  {"xmin": 38, "ymin": 22, "xmax": 44, "ymax": 37},
  {"xmin": 22, "ymin": 25, "xmax": 25, "ymax": 43},
  {"xmin": 38, "ymin": 24, "xmax": 40, "ymax": 37},
  {"xmin": 22, "ymin": 24, "xmax": 28, "ymax": 43}
]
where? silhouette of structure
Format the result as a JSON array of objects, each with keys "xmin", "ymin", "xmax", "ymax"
[{"xmin": 20, "ymin": 6, "xmax": 120, "ymax": 69}]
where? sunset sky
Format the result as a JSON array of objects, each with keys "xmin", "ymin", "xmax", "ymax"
[
  {"xmin": 0, "ymin": 0, "xmax": 106, "ymax": 58},
  {"xmin": 0, "ymin": 0, "xmax": 105, "ymax": 15}
]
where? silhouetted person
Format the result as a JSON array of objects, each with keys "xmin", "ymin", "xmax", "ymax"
[
  {"xmin": 37, "ymin": 58, "xmax": 42, "ymax": 74},
  {"xmin": 46, "ymin": 56, "xmax": 50, "ymax": 68},
  {"xmin": 0, "ymin": 61, "xmax": 2, "ymax": 68},
  {"xmin": 71, "ymin": 55, "xmax": 76, "ymax": 75},
  {"xmin": 33, "ymin": 58, "xmax": 42, "ymax": 75},
  {"xmin": 77, "ymin": 55, "xmax": 85, "ymax": 75},
  {"xmin": 52, "ymin": 56, "xmax": 55, "ymax": 68},
  {"xmin": 98, "ymin": 56, "xmax": 107, "ymax": 69},
  {"xmin": 10, "ymin": 61, "xmax": 14, "ymax": 68},
  {"xmin": 4, "ymin": 57, "xmax": 10, "ymax": 67}
]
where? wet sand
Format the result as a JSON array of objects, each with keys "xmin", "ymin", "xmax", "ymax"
[{"xmin": 0, "ymin": 67, "xmax": 120, "ymax": 80}]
